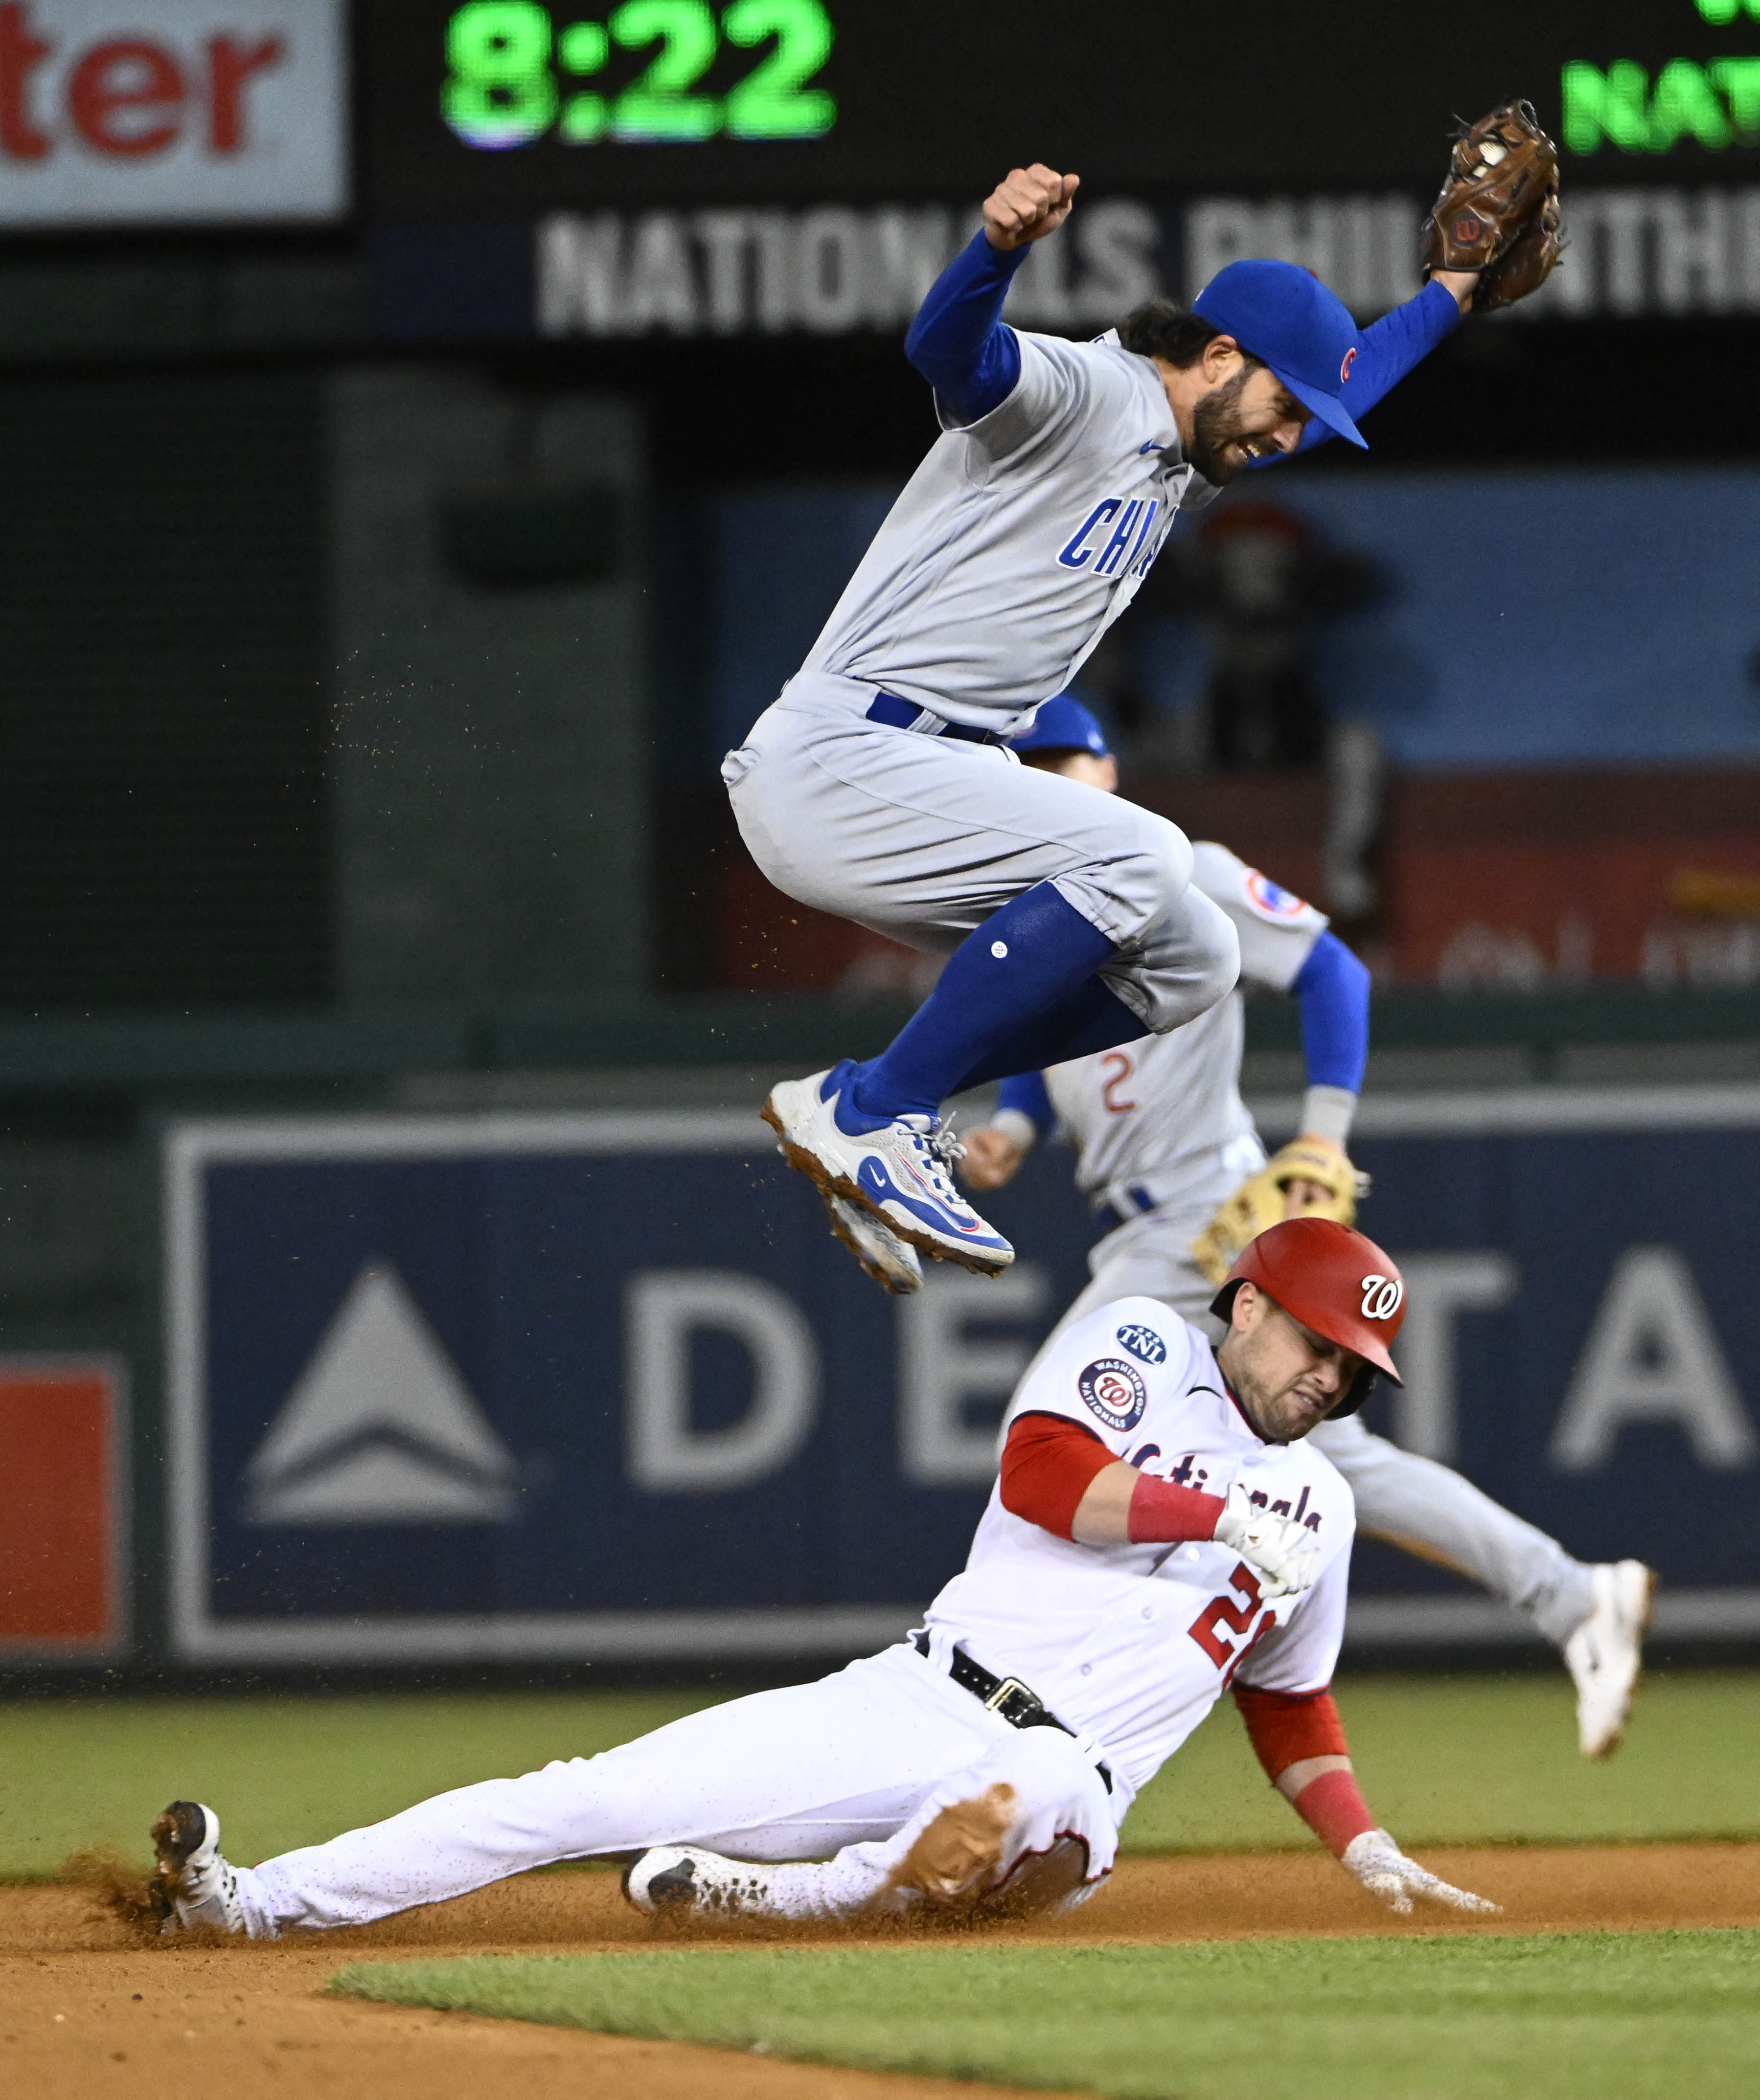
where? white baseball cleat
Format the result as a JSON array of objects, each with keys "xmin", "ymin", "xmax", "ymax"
[
  {"xmin": 1564, "ymin": 1560, "xmax": 1655, "ymax": 1759},
  {"xmin": 825, "ymin": 1192, "xmax": 924, "ymax": 1294},
  {"xmin": 150, "ymin": 1801, "xmax": 247, "ymax": 1936},
  {"xmin": 763, "ymin": 1062, "xmax": 1013, "ymax": 1278},
  {"xmin": 623, "ymin": 1845, "xmax": 785, "ymax": 1920}
]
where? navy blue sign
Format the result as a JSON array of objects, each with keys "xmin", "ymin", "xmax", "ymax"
[{"xmin": 163, "ymin": 1094, "xmax": 1760, "ymax": 1662}]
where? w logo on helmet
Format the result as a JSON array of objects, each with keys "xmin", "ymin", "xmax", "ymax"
[{"xmin": 1360, "ymin": 1274, "xmax": 1403, "ymax": 1320}]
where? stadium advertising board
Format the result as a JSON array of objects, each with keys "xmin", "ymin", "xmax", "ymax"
[
  {"xmin": 364, "ymin": 0, "xmax": 1760, "ymax": 214},
  {"xmin": 0, "ymin": 1356, "xmax": 130, "ymax": 1660},
  {"xmin": 165, "ymin": 1094, "xmax": 1760, "ymax": 1664},
  {"xmin": 375, "ymin": 180, "xmax": 1760, "ymax": 339},
  {"xmin": 365, "ymin": 0, "xmax": 1760, "ymax": 334},
  {"xmin": 0, "ymin": 0, "xmax": 348, "ymax": 226}
]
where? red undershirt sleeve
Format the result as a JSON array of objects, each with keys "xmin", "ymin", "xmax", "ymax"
[
  {"xmin": 1233, "ymin": 1685, "xmax": 1351, "ymax": 1778},
  {"xmin": 1233, "ymin": 1685, "xmax": 1375, "ymax": 1857},
  {"xmin": 998, "ymin": 1412, "xmax": 1117, "ymax": 1539}
]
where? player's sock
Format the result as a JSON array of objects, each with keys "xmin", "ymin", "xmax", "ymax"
[
  {"xmin": 842, "ymin": 882, "xmax": 1138, "ymax": 1126},
  {"xmin": 947, "ymin": 972, "xmax": 1148, "ymax": 1093}
]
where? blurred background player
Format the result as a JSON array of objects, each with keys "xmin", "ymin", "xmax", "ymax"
[
  {"xmin": 745, "ymin": 155, "xmax": 1495, "ymax": 1282},
  {"xmin": 1076, "ymin": 498, "xmax": 1389, "ymax": 920},
  {"xmin": 959, "ymin": 696, "xmax": 1654, "ymax": 1759}
]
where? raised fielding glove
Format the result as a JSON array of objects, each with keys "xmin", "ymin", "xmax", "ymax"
[
  {"xmin": 1421, "ymin": 99, "xmax": 1563, "ymax": 313},
  {"xmin": 1191, "ymin": 1138, "xmax": 1370, "ymax": 1287},
  {"xmin": 1341, "ymin": 1829, "xmax": 1502, "ymax": 1916},
  {"xmin": 1213, "ymin": 1481, "xmax": 1321, "ymax": 1603}
]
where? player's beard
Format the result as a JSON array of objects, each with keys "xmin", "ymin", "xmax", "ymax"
[{"xmin": 1187, "ymin": 367, "xmax": 1258, "ymax": 485}]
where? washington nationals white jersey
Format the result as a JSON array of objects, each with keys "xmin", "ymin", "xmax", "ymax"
[
  {"xmin": 798, "ymin": 330, "xmax": 1217, "ymax": 730},
  {"xmin": 923, "ymin": 1292, "xmax": 1354, "ymax": 1807},
  {"xmin": 1043, "ymin": 843, "xmax": 1327, "ymax": 1213}
]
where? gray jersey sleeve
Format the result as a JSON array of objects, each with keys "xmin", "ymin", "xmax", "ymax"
[
  {"xmin": 1189, "ymin": 842, "xmax": 1328, "ymax": 994},
  {"xmin": 937, "ymin": 330, "xmax": 1125, "ymax": 463}
]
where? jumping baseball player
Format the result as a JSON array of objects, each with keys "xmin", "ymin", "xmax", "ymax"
[
  {"xmin": 957, "ymin": 696, "xmax": 1653, "ymax": 1760},
  {"xmin": 749, "ymin": 109, "xmax": 1561, "ymax": 1283},
  {"xmin": 150, "ymin": 1223, "xmax": 1498, "ymax": 1937}
]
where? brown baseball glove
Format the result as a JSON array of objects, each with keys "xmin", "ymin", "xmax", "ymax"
[
  {"xmin": 1190, "ymin": 1138, "xmax": 1372, "ymax": 1287},
  {"xmin": 1421, "ymin": 100, "xmax": 1562, "ymax": 313}
]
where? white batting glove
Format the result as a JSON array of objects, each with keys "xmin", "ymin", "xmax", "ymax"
[
  {"xmin": 1341, "ymin": 1829, "xmax": 1501, "ymax": 1916},
  {"xmin": 1212, "ymin": 1481, "xmax": 1321, "ymax": 1602}
]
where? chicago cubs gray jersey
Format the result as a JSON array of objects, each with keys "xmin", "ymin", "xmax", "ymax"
[
  {"xmin": 1044, "ymin": 843, "xmax": 1328, "ymax": 1209},
  {"xmin": 924, "ymin": 1293, "xmax": 1354, "ymax": 1805},
  {"xmin": 797, "ymin": 330, "xmax": 1218, "ymax": 730}
]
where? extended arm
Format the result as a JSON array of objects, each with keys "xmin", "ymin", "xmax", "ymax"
[
  {"xmin": 961, "ymin": 1069, "xmax": 1053, "ymax": 1191},
  {"xmin": 1291, "ymin": 930, "xmax": 1371, "ymax": 1148},
  {"xmin": 1234, "ymin": 1683, "xmax": 1498, "ymax": 1914},
  {"xmin": 905, "ymin": 163, "xmax": 1080, "ymax": 426},
  {"xmin": 1284, "ymin": 276, "xmax": 1470, "ymax": 457},
  {"xmin": 905, "ymin": 231, "xmax": 1029, "ymax": 426}
]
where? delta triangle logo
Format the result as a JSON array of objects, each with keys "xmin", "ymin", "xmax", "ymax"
[{"xmin": 246, "ymin": 1263, "xmax": 519, "ymax": 1526}]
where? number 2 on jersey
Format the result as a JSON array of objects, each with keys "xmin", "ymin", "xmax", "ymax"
[
  {"xmin": 1188, "ymin": 1561, "xmax": 1274, "ymax": 1685},
  {"xmin": 1099, "ymin": 1050, "xmax": 1137, "ymax": 1114}
]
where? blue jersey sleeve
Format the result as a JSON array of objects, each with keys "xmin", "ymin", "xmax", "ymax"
[
  {"xmin": 1287, "ymin": 278, "xmax": 1463, "ymax": 456},
  {"xmin": 996, "ymin": 1069, "xmax": 1056, "ymax": 1138},
  {"xmin": 1292, "ymin": 931, "xmax": 1371, "ymax": 1093},
  {"xmin": 904, "ymin": 229, "xmax": 1030, "ymax": 426}
]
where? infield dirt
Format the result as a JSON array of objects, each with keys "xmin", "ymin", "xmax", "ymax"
[{"xmin": 5, "ymin": 1842, "xmax": 1758, "ymax": 2100}]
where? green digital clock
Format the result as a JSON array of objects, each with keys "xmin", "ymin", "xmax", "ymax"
[
  {"xmin": 441, "ymin": 0, "xmax": 837, "ymax": 148},
  {"xmin": 366, "ymin": 2, "xmax": 1760, "ymax": 224}
]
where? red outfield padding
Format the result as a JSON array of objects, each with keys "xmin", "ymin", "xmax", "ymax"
[{"xmin": 0, "ymin": 1361, "xmax": 126, "ymax": 1652}]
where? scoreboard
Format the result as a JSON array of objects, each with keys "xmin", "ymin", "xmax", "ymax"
[{"xmin": 363, "ymin": 0, "xmax": 1760, "ymax": 215}]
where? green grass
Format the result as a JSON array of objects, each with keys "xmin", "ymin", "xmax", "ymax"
[
  {"xmin": 3, "ymin": 1671, "xmax": 1758, "ymax": 1881},
  {"xmin": 332, "ymin": 1934, "xmax": 1760, "ymax": 2100},
  {"xmin": 0, "ymin": 1690, "xmax": 714, "ymax": 1879},
  {"xmin": 1126, "ymin": 1670, "xmax": 1760, "ymax": 1852}
]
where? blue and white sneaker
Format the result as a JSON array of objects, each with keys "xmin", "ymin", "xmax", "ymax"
[
  {"xmin": 825, "ymin": 1192, "xmax": 923, "ymax": 1295},
  {"xmin": 764, "ymin": 1063, "xmax": 1013, "ymax": 1277}
]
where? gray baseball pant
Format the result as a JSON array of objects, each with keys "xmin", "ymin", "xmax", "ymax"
[{"xmin": 723, "ymin": 674, "xmax": 1240, "ymax": 1036}]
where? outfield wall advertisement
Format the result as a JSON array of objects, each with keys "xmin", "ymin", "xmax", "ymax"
[{"xmin": 164, "ymin": 1091, "xmax": 1760, "ymax": 1663}]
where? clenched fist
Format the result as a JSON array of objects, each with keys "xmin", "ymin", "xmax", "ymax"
[
  {"xmin": 1214, "ymin": 1481, "xmax": 1320, "ymax": 1603},
  {"xmin": 983, "ymin": 164, "xmax": 1080, "ymax": 251}
]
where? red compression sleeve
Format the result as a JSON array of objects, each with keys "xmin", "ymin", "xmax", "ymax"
[
  {"xmin": 999, "ymin": 1413, "xmax": 1117, "ymax": 1539},
  {"xmin": 1233, "ymin": 1686, "xmax": 1350, "ymax": 1779},
  {"xmin": 1232, "ymin": 1687, "xmax": 1372, "ymax": 1857},
  {"xmin": 1125, "ymin": 1472, "xmax": 1225, "ymax": 1545}
]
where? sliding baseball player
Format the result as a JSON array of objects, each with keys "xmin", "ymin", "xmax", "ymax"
[
  {"xmin": 958, "ymin": 696, "xmax": 1652, "ymax": 1760},
  {"xmin": 151, "ymin": 1223, "xmax": 1498, "ymax": 1937}
]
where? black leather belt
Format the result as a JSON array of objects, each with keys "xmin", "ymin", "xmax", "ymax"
[
  {"xmin": 914, "ymin": 1631, "xmax": 1111, "ymax": 1792},
  {"xmin": 867, "ymin": 691, "xmax": 1003, "ymax": 745}
]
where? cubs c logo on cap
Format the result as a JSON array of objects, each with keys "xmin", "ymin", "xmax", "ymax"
[
  {"xmin": 1340, "ymin": 345, "xmax": 1357, "ymax": 384},
  {"xmin": 1361, "ymin": 1274, "xmax": 1404, "ymax": 1320}
]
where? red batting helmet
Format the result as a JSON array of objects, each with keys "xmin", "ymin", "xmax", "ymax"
[{"xmin": 1210, "ymin": 1216, "xmax": 1406, "ymax": 1418}]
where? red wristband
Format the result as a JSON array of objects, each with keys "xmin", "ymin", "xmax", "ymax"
[
  {"xmin": 1126, "ymin": 1472, "xmax": 1226, "ymax": 1545},
  {"xmin": 1291, "ymin": 1768, "xmax": 1376, "ymax": 1858}
]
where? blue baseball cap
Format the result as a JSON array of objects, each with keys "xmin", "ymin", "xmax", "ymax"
[
  {"xmin": 1009, "ymin": 695, "xmax": 1111, "ymax": 758},
  {"xmin": 1191, "ymin": 260, "xmax": 1367, "ymax": 450}
]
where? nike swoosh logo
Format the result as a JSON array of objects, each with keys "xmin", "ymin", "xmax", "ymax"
[{"xmin": 858, "ymin": 1157, "xmax": 898, "ymax": 1203}]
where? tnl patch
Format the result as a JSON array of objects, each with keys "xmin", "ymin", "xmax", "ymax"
[
  {"xmin": 1115, "ymin": 1322, "xmax": 1167, "ymax": 1366},
  {"xmin": 1078, "ymin": 1357, "xmax": 1148, "ymax": 1432}
]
